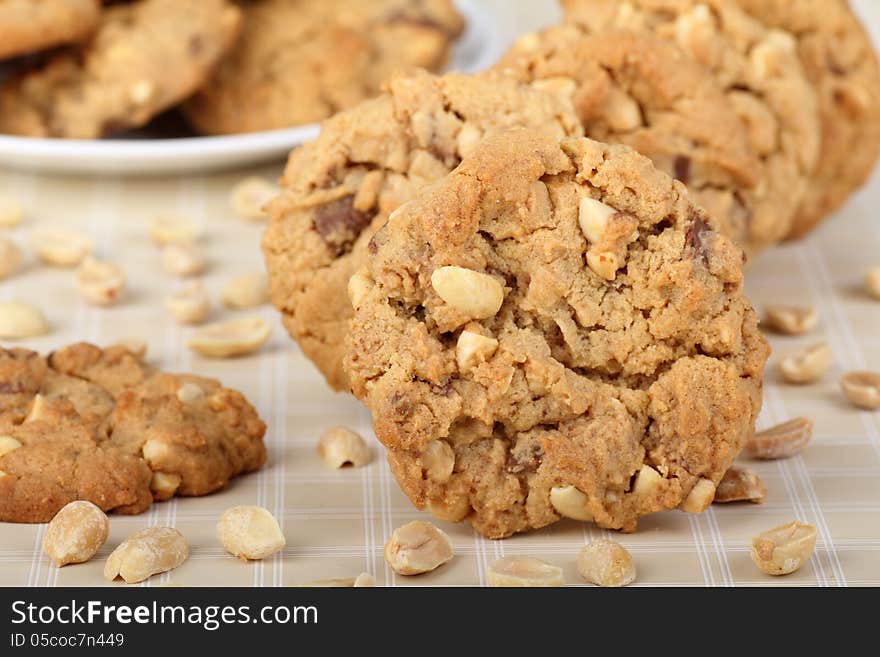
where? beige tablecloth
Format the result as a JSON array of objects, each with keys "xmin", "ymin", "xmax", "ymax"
[{"xmin": 1, "ymin": 1, "xmax": 879, "ymax": 587}]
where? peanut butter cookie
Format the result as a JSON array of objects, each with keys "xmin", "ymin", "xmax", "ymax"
[
  {"xmin": 345, "ymin": 130, "xmax": 769, "ymax": 538},
  {"xmin": 184, "ymin": 0, "xmax": 464, "ymax": 134},
  {"xmin": 734, "ymin": 0, "xmax": 880, "ymax": 237},
  {"xmin": 262, "ymin": 69, "xmax": 583, "ymax": 390},
  {"xmin": 0, "ymin": 0, "xmax": 100, "ymax": 61},
  {"xmin": 0, "ymin": 343, "xmax": 266, "ymax": 523},
  {"xmin": 560, "ymin": 0, "xmax": 821, "ymax": 254},
  {"xmin": 0, "ymin": 0, "xmax": 242, "ymax": 138}
]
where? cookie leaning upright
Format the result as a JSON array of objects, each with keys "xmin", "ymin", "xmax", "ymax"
[
  {"xmin": 0, "ymin": 0, "xmax": 242, "ymax": 138},
  {"xmin": 184, "ymin": 0, "xmax": 464, "ymax": 134},
  {"xmin": 262, "ymin": 69, "xmax": 583, "ymax": 391},
  {"xmin": 345, "ymin": 129, "xmax": 769, "ymax": 539},
  {"xmin": 0, "ymin": 343, "xmax": 267, "ymax": 523},
  {"xmin": 0, "ymin": 0, "xmax": 100, "ymax": 60},
  {"xmin": 734, "ymin": 0, "xmax": 880, "ymax": 238},
  {"xmin": 559, "ymin": 0, "xmax": 820, "ymax": 255}
]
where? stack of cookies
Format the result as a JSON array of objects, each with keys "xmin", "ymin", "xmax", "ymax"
[
  {"xmin": 0, "ymin": 0, "xmax": 465, "ymax": 137},
  {"xmin": 263, "ymin": 0, "xmax": 880, "ymax": 538}
]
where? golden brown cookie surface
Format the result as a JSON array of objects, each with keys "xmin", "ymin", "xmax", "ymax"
[
  {"xmin": 0, "ymin": 0, "xmax": 100, "ymax": 60},
  {"xmin": 0, "ymin": 343, "xmax": 266, "ymax": 523},
  {"xmin": 345, "ymin": 130, "xmax": 768, "ymax": 538},
  {"xmin": 184, "ymin": 0, "xmax": 464, "ymax": 134},
  {"xmin": 262, "ymin": 69, "xmax": 583, "ymax": 391},
  {"xmin": 0, "ymin": 0, "xmax": 242, "ymax": 138}
]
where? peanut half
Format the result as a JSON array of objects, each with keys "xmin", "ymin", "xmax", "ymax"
[
  {"xmin": 0, "ymin": 237, "xmax": 22, "ymax": 280},
  {"xmin": 166, "ymin": 281, "xmax": 211, "ymax": 325},
  {"xmin": 162, "ymin": 243, "xmax": 206, "ymax": 277},
  {"xmin": 384, "ymin": 521, "xmax": 453, "ymax": 575},
  {"xmin": 187, "ymin": 316, "xmax": 271, "ymax": 358},
  {"xmin": 32, "ymin": 229, "xmax": 92, "ymax": 267},
  {"xmin": 149, "ymin": 215, "xmax": 200, "ymax": 246},
  {"xmin": 865, "ymin": 266, "xmax": 880, "ymax": 300},
  {"xmin": 299, "ymin": 573, "xmax": 375, "ymax": 587},
  {"xmin": 430, "ymin": 266, "xmax": 504, "ymax": 319},
  {"xmin": 713, "ymin": 467, "xmax": 766, "ymax": 504},
  {"xmin": 750, "ymin": 521, "xmax": 817, "ymax": 576},
  {"xmin": 223, "ymin": 273, "xmax": 269, "ymax": 309},
  {"xmin": 104, "ymin": 527, "xmax": 189, "ymax": 584},
  {"xmin": 0, "ymin": 301, "xmax": 49, "ymax": 339},
  {"xmin": 42, "ymin": 501, "xmax": 109, "ymax": 567},
  {"xmin": 777, "ymin": 342, "xmax": 833, "ymax": 384},
  {"xmin": 840, "ymin": 371, "xmax": 880, "ymax": 410},
  {"xmin": 745, "ymin": 417, "xmax": 812, "ymax": 459},
  {"xmin": 549, "ymin": 485, "xmax": 593, "ymax": 521},
  {"xmin": 217, "ymin": 506, "xmax": 286, "ymax": 561},
  {"xmin": 77, "ymin": 257, "xmax": 126, "ymax": 306},
  {"xmin": 317, "ymin": 426, "xmax": 371, "ymax": 469},
  {"xmin": 763, "ymin": 304, "xmax": 818, "ymax": 335},
  {"xmin": 577, "ymin": 540, "xmax": 636, "ymax": 587},
  {"xmin": 679, "ymin": 478, "xmax": 716, "ymax": 513},
  {"xmin": 0, "ymin": 195, "xmax": 23, "ymax": 227},
  {"xmin": 488, "ymin": 556, "xmax": 564, "ymax": 587},
  {"xmin": 230, "ymin": 177, "xmax": 277, "ymax": 221}
]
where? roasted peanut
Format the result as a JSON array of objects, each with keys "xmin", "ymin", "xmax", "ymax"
[
  {"xmin": 865, "ymin": 266, "xmax": 880, "ymax": 300},
  {"xmin": 42, "ymin": 501, "xmax": 109, "ymax": 567},
  {"xmin": 150, "ymin": 472, "xmax": 181, "ymax": 500},
  {"xmin": 455, "ymin": 330, "xmax": 498, "ymax": 372},
  {"xmin": 384, "ymin": 521, "xmax": 453, "ymax": 575},
  {"xmin": 187, "ymin": 316, "xmax": 272, "ymax": 358},
  {"xmin": 77, "ymin": 257, "xmax": 126, "ymax": 306},
  {"xmin": 488, "ymin": 556, "xmax": 564, "ymax": 587},
  {"xmin": 0, "ymin": 301, "xmax": 49, "ymax": 339},
  {"xmin": 223, "ymin": 273, "xmax": 269, "ymax": 309},
  {"xmin": 422, "ymin": 440, "xmax": 454, "ymax": 482},
  {"xmin": 840, "ymin": 371, "xmax": 880, "ymax": 410},
  {"xmin": 750, "ymin": 521, "xmax": 816, "ymax": 576},
  {"xmin": 745, "ymin": 417, "xmax": 812, "ymax": 459},
  {"xmin": 0, "ymin": 237, "xmax": 22, "ymax": 280},
  {"xmin": 679, "ymin": 478, "xmax": 716, "ymax": 513},
  {"xmin": 0, "ymin": 436, "xmax": 22, "ymax": 457},
  {"xmin": 217, "ymin": 506, "xmax": 286, "ymax": 561},
  {"xmin": 149, "ymin": 215, "xmax": 200, "ymax": 246},
  {"xmin": 577, "ymin": 540, "xmax": 636, "ymax": 587},
  {"xmin": 162, "ymin": 243, "xmax": 206, "ymax": 277},
  {"xmin": 32, "ymin": 229, "xmax": 92, "ymax": 267},
  {"xmin": 549, "ymin": 485, "xmax": 593, "ymax": 521},
  {"xmin": 166, "ymin": 281, "xmax": 211, "ymax": 325},
  {"xmin": 430, "ymin": 266, "xmax": 504, "ymax": 319},
  {"xmin": 230, "ymin": 177, "xmax": 277, "ymax": 221},
  {"xmin": 300, "ymin": 573, "xmax": 375, "ymax": 587},
  {"xmin": 317, "ymin": 426, "xmax": 371, "ymax": 469},
  {"xmin": 0, "ymin": 195, "xmax": 23, "ymax": 227},
  {"xmin": 104, "ymin": 527, "xmax": 189, "ymax": 584},
  {"xmin": 713, "ymin": 467, "xmax": 766, "ymax": 504},
  {"xmin": 763, "ymin": 304, "xmax": 818, "ymax": 335},
  {"xmin": 778, "ymin": 342, "xmax": 833, "ymax": 384}
]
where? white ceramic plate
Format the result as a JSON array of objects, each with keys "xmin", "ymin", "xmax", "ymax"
[{"xmin": 0, "ymin": 0, "xmax": 504, "ymax": 175}]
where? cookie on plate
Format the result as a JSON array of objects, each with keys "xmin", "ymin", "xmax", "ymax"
[
  {"xmin": 0, "ymin": 0, "xmax": 100, "ymax": 61},
  {"xmin": 262, "ymin": 69, "xmax": 583, "ymax": 391},
  {"xmin": 0, "ymin": 0, "xmax": 242, "ymax": 138},
  {"xmin": 183, "ymin": 0, "xmax": 465, "ymax": 134},
  {"xmin": 345, "ymin": 129, "xmax": 769, "ymax": 538},
  {"xmin": 0, "ymin": 343, "xmax": 266, "ymax": 523},
  {"xmin": 734, "ymin": 0, "xmax": 880, "ymax": 237},
  {"xmin": 559, "ymin": 0, "xmax": 820, "ymax": 254}
]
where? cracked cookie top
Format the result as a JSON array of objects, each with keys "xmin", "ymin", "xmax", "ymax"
[
  {"xmin": 262, "ymin": 69, "xmax": 583, "ymax": 391},
  {"xmin": 734, "ymin": 0, "xmax": 880, "ymax": 237},
  {"xmin": 0, "ymin": 343, "xmax": 266, "ymax": 523},
  {"xmin": 0, "ymin": 0, "xmax": 100, "ymax": 60},
  {"xmin": 0, "ymin": 0, "xmax": 242, "ymax": 138},
  {"xmin": 498, "ymin": 16, "xmax": 816, "ymax": 258},
  {"xmin": 345, "ymin": 130, "xmax": 768, "ymax": 538},
  {"xmin": 183, "ymin": 0, "xmax": 464, "ymax": 134}
]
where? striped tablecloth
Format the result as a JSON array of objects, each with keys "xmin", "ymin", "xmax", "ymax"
[{"xmin": 1, "ymin": 0, "xmax": 879, "ymax": 587}]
